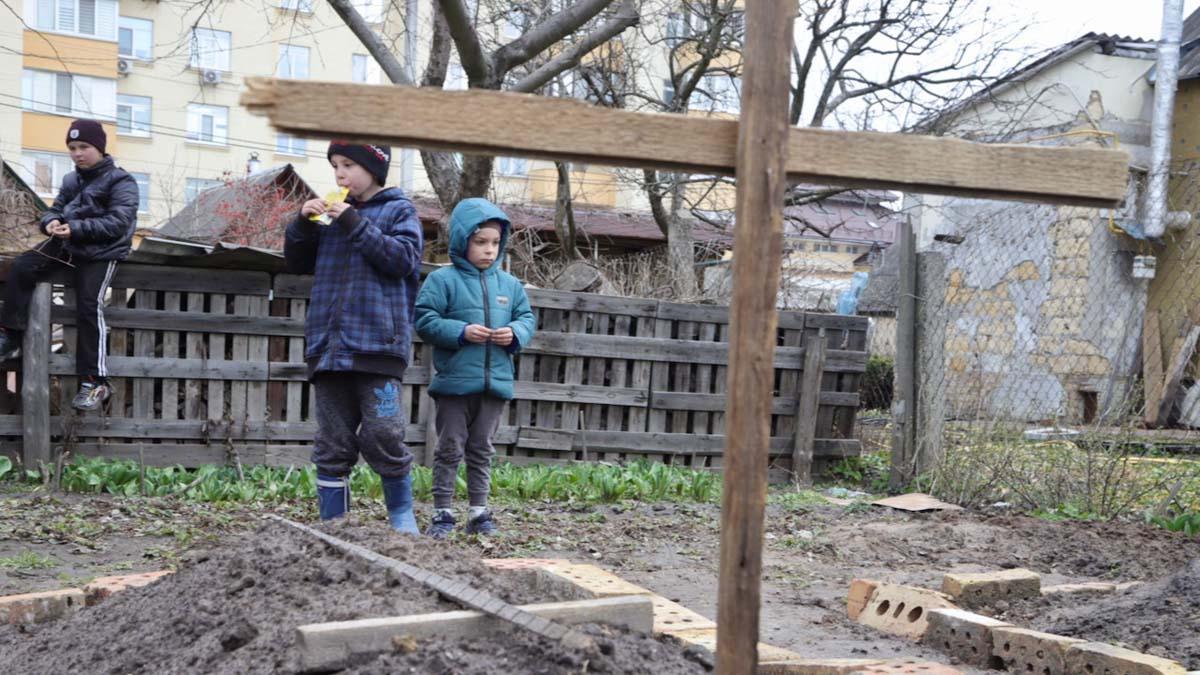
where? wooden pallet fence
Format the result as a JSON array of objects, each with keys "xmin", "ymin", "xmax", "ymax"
[{"xmin": 0, "ymin": 264, "xmax": 868, "ymax": 480}]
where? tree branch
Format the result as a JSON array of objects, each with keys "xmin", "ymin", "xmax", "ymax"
[
  {"xmin": 511, "ymin": 0, "xmax": 638, "ymax": 94},
  {"xmin": 325, "ymin": 0, "xmax": 412, "ymax": 85},
  {"xmin": 494, "ymin": 0, "xmax": 615, "ymax": 73},
  {"xmin": 437, "ymin": 0, "xmax": 491, "ymax": 85}
]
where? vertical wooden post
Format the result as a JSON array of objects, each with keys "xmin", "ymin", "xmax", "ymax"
[
  {"xmin": 715, "ymin": 2, "xmax": 793, "ymax": 673},
  {"xmin": 791, "ymin": 328, "xmax": 826, "ymax": 485},
  {"xmin": 889, "ymin": 219, "xmax": 917, "ymax": 491},
  {"xmin": 22, "ymin": 281, "xmax": 51, "ymax": 471}
]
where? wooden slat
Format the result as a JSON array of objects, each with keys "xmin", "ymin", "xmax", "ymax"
[
  {"xmin": 21, "ymin": 283, "xmax": 51, "ymax": 469},
  {"xmin": 286, "ymin": 298, "xmax": 306, "ymax": 422},
  {"xmin": 40, "ymin": 264, "xmax": 272, "ymax": 296},
  {"xmin": 527, "ymin": 288, "xmax": 659, "ymax": 317},
  {"xmin": 208, "ymin": 294, "xmax": 227, "ymax": 422},
  {"xmin": 107, "ymin": 286, "xmax": 127, "ymax": 418},
  {"xmin": 626, "ymin": 317, "xmax": 654, "ymax": 434},
  {"xmin": 692, "ymin": 322, "xmax": 718, "ymax": 437},
  {"xmin": 647, "ymin": 317, "xmax": 671, "ymax": 433},
  {"xmin": 161, "ymin": 291, "xmax": 181, "ymax": 420},
  {"xmin": 650, "ymin": 391, "xmax": 856, "ymax": 413},
  {"xmin": 535, "ymin": 309, "xmax": 563, "ymax": 428},
  {"xmin": 247, "ymin": 296, "xmax": 270, "ymax": 421},
  {"xmin": 606, "ymin": 315, "xmax": 631, "ymax": 432},
  {"xmin": 132, "ymin": 290, "xmax": 155, "ymax": 419},
  {"xmin": 184, "ymin": 292, "xmax": 207, "ymax": 420},
  {"xmin": 1143, "ymin": 309, "xmax": 1165, "ymax": 425},
  {"xmin": 52, "ymin": 305, "xmax": 305, "ymax": 336},
  {"xmin": 792, "ymin": 332, "xmax": 827, "ymax": 485},
  {"xmin": 242, "ymin": 78, "xmax": 1129, "ymax": 208},
  {"xmin": 560, "ymin": 312, "xmax": 586, "ymax": 434},
  {"xmin": 584, "ymin": 313, "xmax": 611, "ymax": 437}
]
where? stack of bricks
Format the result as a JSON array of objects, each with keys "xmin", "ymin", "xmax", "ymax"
[{"xmin": 0, "ymin": 571, "xmax": 172, "ymax": 626}]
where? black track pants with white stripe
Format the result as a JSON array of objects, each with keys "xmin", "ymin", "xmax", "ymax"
[{"xmin": 0, "ymin": 237, "xmax": 118, "ymax": 380}]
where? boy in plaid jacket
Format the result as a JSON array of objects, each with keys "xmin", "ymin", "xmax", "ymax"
[{"xmin": 284, "ymin": 141, "xmax": 423, "ymax": 532}]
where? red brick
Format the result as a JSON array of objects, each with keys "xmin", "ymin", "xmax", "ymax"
[
  {"xmin": 0, "ymin": 588, "xmax": 85, "ymax": 625},
  {"xmin": 83, "ymin": 570, "xmax": 172, "ymax": 605}
]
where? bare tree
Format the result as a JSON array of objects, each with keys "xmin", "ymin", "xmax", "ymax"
[{"xmin": 330, "ymin": 0, "xmax": 639, "ymax": 210}]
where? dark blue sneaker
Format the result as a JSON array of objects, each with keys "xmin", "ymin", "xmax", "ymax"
[
  {"xmin": 426, "ymin": 511, "xmax": 456, "ymax": 539},
  {"xmin": 464, "ymin": 510, "xmax": 498, "ymax": 536}
]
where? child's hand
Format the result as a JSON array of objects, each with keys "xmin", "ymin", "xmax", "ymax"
[
  {"xmin": 464, "ymin": 324, "xmax": 492, "ymax": 344},
  {"xmin": 490, "ymin": 327, "xmax": 514, "ymax": 346},
  {"xmin": 49, "ymin": 222, "xmax": 70, "ymax": 239},
  {"xmin": 327, "ymin": 202, "xmax": 353, "ymax": 221},
  {"xmin": 301, "ymin": 199, "xmax": 327, "ymax": 217}
]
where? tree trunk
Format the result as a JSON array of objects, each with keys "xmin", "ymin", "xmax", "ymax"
[
  {"xmin": 420, "ymin": 3, "xmax": 463, "ymax": 211},
  {"xmin": 667, "ymin": 179, "xmax": 697, "ymax": 299},
  {"xmin": 554, "ymin": 161, "xmax": 579, "ymax": 258}
]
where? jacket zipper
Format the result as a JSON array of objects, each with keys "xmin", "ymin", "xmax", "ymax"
[{"xmin": 480, "ymin": 271, "xmax": 491, "ymax": 393}]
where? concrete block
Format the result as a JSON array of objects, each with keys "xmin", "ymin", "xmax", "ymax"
[
  {"xmin": 848, "ymin": 660, "xmax": 963, "ymax": 675},
  {"xmin": 667, "ymin": 627, "xmax": 802, "ymax": 663},
  {"xmin": 481, "ymin": 558, "xmax": 570, "ymax": 571},
  {"xmin": 537, "ymin": 563, "xmax": 653, "ymax": 598},
  {"xmin": 941, "ymin": 568, "xmax": 1041, "ymax": 606},
  {"xmin": 297, "ymin": 594, "xmax": 653, "ymax": 672},
  {"xmin": 847, "ymin": 579, "xmax": 877, "ymax": 620},
  {"xmin": 0, "ymin": 588, "xmax": 85, "ymax": 625},
  {"xmin": 1065, "ymin": 642, "xmax": 1188, "ymax": 675},
  {"xmin": 758, "ymin": 659, "xmax": 889, "ymax": 674},
  {"xmin": 923, "ymin": 608, "xmax": 1009, "ymax": 669},
  {"xmin": 851, "ymin": 581, "xmax": 957, "ymax": 639},
  {"xmin": 991, "ymin": 626, "xmax": 1085, "ymax": 675},
  {"xmin": 648, "ymin": 594, "xmax": 717, "ymax": 633},
  {"xmin": 83, "ymin": 571, "xmax": 172, "ymax": 605}
]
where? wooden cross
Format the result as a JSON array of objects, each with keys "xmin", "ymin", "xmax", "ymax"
[{"xmin": 242, "ymin": 4, "xmax": 1126, "ymax": 672}]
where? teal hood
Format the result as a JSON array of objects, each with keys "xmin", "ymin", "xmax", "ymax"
[{"xmin": 448, "ymin": 198, "xmax": 511, "ymax": 273}]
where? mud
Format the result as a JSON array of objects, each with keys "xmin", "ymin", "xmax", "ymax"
[{"xmin": 0, "ymin": 518, "xmax": 706, "ymax": 675}]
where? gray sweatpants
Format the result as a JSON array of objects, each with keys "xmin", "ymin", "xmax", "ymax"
[
  {"xmin": 311, "ymin": 372, "xmax": 413, "ymax": 479},
  {"xmin": 431, "ymin": 393, "xmax": 506, "ymax": 509}
]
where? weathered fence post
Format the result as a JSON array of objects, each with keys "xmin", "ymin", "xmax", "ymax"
[
  {"xmin": 791, "ymin": 328, "xmax": 826, "ymax": 485},
  {"xmin": 21, "ymin": 281, "xmax": 51, "ymax": 471},
  {"xmin": 889, "ymin": 219, "xmax": 917, "ymax": 491}
]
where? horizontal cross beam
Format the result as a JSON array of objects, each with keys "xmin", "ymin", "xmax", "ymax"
[{"xmin": 242, "ymin": 78, "xmax": 1129, "ymax": 208}]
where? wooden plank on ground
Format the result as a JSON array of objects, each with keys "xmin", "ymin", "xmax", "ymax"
[{"xmin": 241, "ymin": 79, "xmax": 1129, "ymax": 208}]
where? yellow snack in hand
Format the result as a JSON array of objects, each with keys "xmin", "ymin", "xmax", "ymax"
[{"xmin": 309, "ymin": 187, "xmax": 351, "ymax": 225}]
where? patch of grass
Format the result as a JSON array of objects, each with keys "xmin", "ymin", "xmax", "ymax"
[{"xmin": 0, "ymin": 550, "xmax": 57, "ymax": 571}]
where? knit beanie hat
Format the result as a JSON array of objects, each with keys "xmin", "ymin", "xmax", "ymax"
[
  {"xmin": 66, "ymin": 119, "xmax": 107, "ymax": 154},
  {"xmin": 327, "ymin": 141, "xmax": 391, "ymax": 187}
]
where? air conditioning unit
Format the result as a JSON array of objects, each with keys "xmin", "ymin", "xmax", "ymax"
[
  {"xmin": 199, "ymin": 69, "xmax": 221, "ymax": 86},
  {"xmin": 117, "ymin": 58, "xmax": 131, "ymax": 75}
]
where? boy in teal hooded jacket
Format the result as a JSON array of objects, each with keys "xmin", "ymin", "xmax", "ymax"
[{"xmin": 415, "ymin": 198, "xmax": 536, "ymax": 537}]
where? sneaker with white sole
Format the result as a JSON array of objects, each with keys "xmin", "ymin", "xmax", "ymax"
[{"xmin": 72, "ymin": 381, "xmax": 111, "ymax": 412}]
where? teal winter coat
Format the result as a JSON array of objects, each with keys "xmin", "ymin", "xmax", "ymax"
[{"xmin": 415, "ymin": 199, "xmax": 536, "ymax": 399}]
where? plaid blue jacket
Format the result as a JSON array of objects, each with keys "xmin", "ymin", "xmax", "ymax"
[{"xmin": 284, "ymin": 188, "xmax": 424, "ymax": 377}]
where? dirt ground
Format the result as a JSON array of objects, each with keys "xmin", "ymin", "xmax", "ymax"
[{"xmin": 1, "ymin": 490, "xmax": 1197, "ymax": 672}]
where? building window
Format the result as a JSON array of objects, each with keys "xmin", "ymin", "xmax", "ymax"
[
  {"xmin": 662, "ymin": 79, "xmax": 676, "ymax": 106},
  {"xmin": 190, "ymin": 28, "xmax": 231, "ymax": 72},
  {"xmin": 184, "ymin": 177, "xmax": 224, "ymax": 204},
  {"xmin": 496, "ymin": 156, "xmax": 528, "ymax": 176},
  {"xmin": 186, "ymin": 104, "xmax": 228, "ymax": 145},
  {"xmin": 276, "ymin": 133, "xmax": 307, "ymax": 156},
  {"xmin": 351, "ymin": 53, "xmax": 382, "ymax": 84},
  {"xmin": 280, "ymin": 0, "xmax": 313, "ymax": 11},
  {"xmin": 701, "ymin": 73, "xmax": 741, "ymax": 114},
  {"xmin": 444, "ymin": 62, "xmax": 467, "ymax": 91},
  {"xmin": 21, "ymin": 69, "xmax": 116, "ymax": 119},
  {"xmin": 666, "ymin": 11, "xmax": 690, "ymax": 43},
  {"xmin": 351, "ymin": 0, "xmax": 382, "ymax": 23},
  {"xmin": 128, "ymin": 172, "xmax": 150, "ymax": 212},
  {"xmin": 816, "ymin": 243, "xmax": 837, "ymax": 253},
  {"xmin": 118, "ymin": 16, "xmax": 152, "ymax": 60},
  {"xmin": 116, "ymin": 94, "xmax": 151, "ymax": 136},
  {"xmin": 18, "ymin": 151, "xmax": 74, "ymax": 197},
  {"xmin": 27, "ymin": 0, "xmax": 118, "ymax": 40},
  {"xmin": 277, "ymin": 44, "xmax": 310, "ymax": 79}
]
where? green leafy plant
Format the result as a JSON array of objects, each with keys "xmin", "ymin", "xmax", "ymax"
[
  {"xmin": 0, "ymin": 550, "xmax": 57, "ymax": 571},
  {"xmin": 0, "ymin": 456, "xmax": 12, "ymax": 481}
]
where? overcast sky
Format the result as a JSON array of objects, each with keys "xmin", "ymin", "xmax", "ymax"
[{"xmin": 1004, "ymin": 0, "xmax": 1200, "ymax": 49}]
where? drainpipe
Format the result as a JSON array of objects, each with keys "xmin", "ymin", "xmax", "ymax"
[{"xmin": 1146, "ymin": 0, "xmax": 1185, "ymax": 238}]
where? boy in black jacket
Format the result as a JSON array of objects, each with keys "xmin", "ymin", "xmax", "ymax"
[{"xmin": 0, "ymin": 119, "xmax": 139, "ymax": 411}]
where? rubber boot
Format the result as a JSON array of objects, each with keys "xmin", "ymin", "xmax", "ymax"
[
  {"xmin": 317, "ymin": 474, "xmax": 350, "ymax": 520},
  {"xmin": 381, "ymin": 473, "xmax": 419, "ymax": 534}
]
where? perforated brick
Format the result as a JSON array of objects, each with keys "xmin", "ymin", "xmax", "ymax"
[
  {"xmin": 942, "ymin": 568, "xmax": 1041, "ymax": 607},
  {"xmin": 991, "ymin": 626, "xmax": 1085, "ymax": 675},
  {"xmin": 923, "ymin": 608, "xmax": 1009, "ymax": 668},
  {"xmin": 851, "ymin": 581, "xmax": 957, "ymax": 639},
  {"xmin": 1065, "ymin": 642, "xmax": 1188, "ymax": 675}
]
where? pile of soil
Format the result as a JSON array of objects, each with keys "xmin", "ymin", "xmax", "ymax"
[
  {"xmin": 1035, "ymin": 558, "xmax": 1200, "ymax": 669},
  {"xmin": 0, "ymin": 519, "xmax": 707, "ymax": 674}
]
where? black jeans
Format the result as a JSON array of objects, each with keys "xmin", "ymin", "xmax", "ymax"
[{"xmin": 0, "ymin": 238, "xmax": 117, "ymax": 380}]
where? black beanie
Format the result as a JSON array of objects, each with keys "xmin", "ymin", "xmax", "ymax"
[
  {"xmin": 327, "ymin": 141, "xmax": 391, "ymax": 187},
  {"xmin": 66, "ymin": 119, "xmax": 107, "ymax": 154}
]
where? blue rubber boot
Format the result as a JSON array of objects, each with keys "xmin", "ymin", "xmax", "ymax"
[
  {"xmin": 317, "ymin": 474, "xmax": 350, "ymax": 520},
  {"xmin": 382, "ymin": 473, "xmax": 419, "ymax": 534}
]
